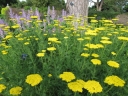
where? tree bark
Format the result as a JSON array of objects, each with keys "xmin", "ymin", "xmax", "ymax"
[
  {"xmin": 97, "ymin": 0, "xmax": 104, "ymax": 11},
  {"xmin": 90, "ymin": 0, "xmax": 104, "ymax": 11},
  {"xmin": 66, "ymin": 0, "xmax": 89, "ymax": 17}
]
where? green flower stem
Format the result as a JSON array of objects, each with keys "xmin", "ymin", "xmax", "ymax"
[
  {"xmin": 74, "ymin": 92, "xmax": 77, "ymax": 96},
  {"xmin": 90, "ymin": 94, "xmax": 93, "ymax": 96},
  {"xmin": 105, "ymin": 86, "xmax": 114, "ymax": 94},
  {"xmin": 92, "ymin": 65, "xmax": 96, "ymax": 79},
  {"xmin": 115, "ymin": 41, "xmax": 126, "ymax": 58}
]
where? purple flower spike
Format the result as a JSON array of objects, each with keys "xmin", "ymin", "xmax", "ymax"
[
  {"xmin": 22, "ymin": 9, "xmax": 26, "ymax": 19},
  {"xmin": 9, "ymin": 8, "xmax": 15, "ymax": 18},
  {"xmin": 15, "ymin": 14, "xmax": 21, "ymax": 25},
  {"xmin": 35, "ymin": 8, "xmax": 41, "ymax": 20},
  {"xmin": 0, "ymin": 19, "xmax": 5, "ymax": 24},
  {"xmin": 62, "ymin": 9, "xmax": 65, "ymax": 17},
  {"xmin": 51, "ymin": 6, "xmax": 56, "ymax": 20},
  {"xmin": 47, "ymin": 6, "xmax": 51, "ymax": 17},
  {"xmin": 0, "ymin": 28, "xmax": 4, "ymax": 38}
]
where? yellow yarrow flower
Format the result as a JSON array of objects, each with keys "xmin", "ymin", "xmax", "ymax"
[
  {"xmin": 101, "ymin": 36, "xmax": 110, "ymax": 40},
  {"xmin": 68, "ymin": 81, "xmax": 84, "ymax": 92},
  {"xmin": 84, "ymin": 80, "xmax": 103, "ymax": 94},
  {"xmin": 4, "ymin": 35, "xmax": 13, "ymax": 39},
  {"xmin": 59, "ymin": 72, "xmax": 75, "ymax": 82},
  {"xmin": 91, "ymin": 53, "xmax": 99, "ymax": 58},
  {"xmin": 18, "ymin": 38, "xmax": 24, "ymax": 41},
  {"xmin": 64, "ymin": 36, "xmax": 68, "ymax": 39},
  {"xmin": 100, "ymin": 40, "xmax": 112, "ymax": 44},
  {"xmin": 104, "ymin": 75, "xmax": 125, "ymax": 87},
  {"xmin": 118, "ymin": 36, "xmax": 128, "ymax": 41},
  {"xmin": 107, "ymin": 60, "xmax": 119, "ymax": 68},
  {"xmin": 77, "ymin": 38, "xmax": 84, "ymax": 41},
  {"xmin": 111, "ymin": 52, "xmax": 116, "ymax": 55},
  {"xmin": 36, "ymin": 53, "xmax": 45, "ymax": 57},
  {"xmin": 85, "ymin": 44, "xmax": 104, "ymax": 49},
  {"xmin": 48, "ymin": 37, "xmax": 58, "ymax": 42},
  {"xmin": 0, "ymin": 84, "xmax": 6, "ymax": 93},
  {"xmin": 35, "ymin": 38, "xmax": 39, "ymax": 41},
  {"xmin": 91, "ymin": 59, "xmax": 101, "ymax": 65},
  {"xmin": 11, "ymin": 25, "xmax": 20, "ymax": 29},
  {"xmin": 26, "ymin": 74, "xmax": 43, "ymax": 86},
  {"xmin": 9, "ymin": 86, "xmax": 22, "ymax": 95},
  {"xmin": 47, "ymin": 47, "xmax": 56, "ymax": 51},
  {"xmin": 83, "ymin": 48, "xmax": 88, "ymax": 50},
  {"xmin": 24, "ymin": 42, "xmax": 29, "ymax": 45},
  {"xmin": 42, "ymin": 50, "xmax": 46, "ymax": 53},
  {"xmin": 48, "ymin": 74, "xmax": 52, "ymax": 77},
  {"xmin": 30, "ymin": 16, "xmax": 38, "ymax": 19},
  {"xmin": 81, "ymin": 53, "xmax": 90, "ymax": 57},
  {"xmin": 1, "ymin": 50, "xmax": 8, "ymax": 55}
]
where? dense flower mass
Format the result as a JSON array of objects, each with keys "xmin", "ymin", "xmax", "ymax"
[
  {"xmin": 25, "ymin": 74, "xmax": 43, "ymax": 86},
  {"xmin": 104, "ymin": 75, "xmax": 125, "ymax": 87},
  {"xmin": 111, "ymin": 52, "xmax": 116, "ymax": 55},
  {"xmin": 100, "ymin": 40, "xmax": 112, "ymax": 44},
  {"xmin": 47, "ymin": 47, "xmax": 56, "ymax": 51},
  {"xmin": 91, "ymin": 53, "xmax": 99, "ymax": 58},
  {"xmin": 36, "ymin": 52, "xmax": 45, "ymax": 57},
  {"xmin": 0, "ymin": 84, "xmax": 6, "ymax": 93},
  {"xmin": 59, "ymin": 72, "xmax": 76, "ymax": 82},
  {"xmin": 81, "ymin": 53, "xmax": 90, "ymax": 57},
  {"xmin": 68, "ymin": 81, "xmax": 83, "ymax": 92},
  {"xmin": 85, "ymin": 43, "xmax": 104, "ymax": 49},
  {"xmin": 91, "ymin": 59, "xmax": 101, "ymax": 65},
  {"xmin": 48, "ymin": 37, "xmax": 58, "ymax": 42},
  {"xmin": 84, "ymin": 80, "xmax": 103, "ymax": 94},
  {"xmin": 68, "ymin": 79, "xmax": 86, "ymax": 93},
  {"xmin": 9, "ymin": 86, "xmax": 22, "ymax": 95},
  {"xmin": 107, "ymin": 60, "xmax": 119, "ymax": 68},
  {"xmin": 0, "ymin": 7, "xmax": 128, "ymax": 96}
]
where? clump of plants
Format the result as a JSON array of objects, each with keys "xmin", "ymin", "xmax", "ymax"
[{"xmin": 0, "ymin": 7, "xmax": 128, "ymax": 96}]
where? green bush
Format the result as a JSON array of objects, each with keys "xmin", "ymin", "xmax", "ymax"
[
  {"xmin": 88, "ymin": 10, "xmax": 119, "ymax": 20},
  {"xmin": 1, "ymin": 6, "xmax": 9, "ymax": 15}
]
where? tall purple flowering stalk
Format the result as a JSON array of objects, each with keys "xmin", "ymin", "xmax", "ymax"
[
  {"xmin": 0, "ymin": 19, "xmax": 6, "ymax": 38},
  {"xmin": 35, "ymin": 8, "xmax": 41, "ymax": 20},
  {"xmin": 8, "ymin": 8, "xmax": 15, "ymax": 19},
  {"xmin": 51, "ymin": 6, "xmax": 56, "ymax": 20},
  {"xmin": 46, "ymin": 6, "xmax": 51, "ymax": 24},
  {"xmin": 0, "ymin": 28, "xmax": 4, "ymax": 38}
]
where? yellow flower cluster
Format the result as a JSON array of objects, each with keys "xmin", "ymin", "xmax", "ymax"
[
  {"xmin": 118, "ymin": 36, "xmax": 128, "ymax": 41},
  {"xmin": 1, "ymin": 50, "xmax": 8, "ymax": 55},
  {"xmin": 91, "ymin": 53, "xmax": 99, "ymax": 58},
  {"xmin": 111, "ymin": 52, "xmax": 116, "ymax": 55},
  {"xmin": 9, "ymin": 86, "xmax": 22, "ymax": 95},
  {"xmin": 25, "ymin": 74, "xmax": 43, "ymax": 86},
  {"xmin": 68, "ymin": 79, "xmax": 85, "ymax": 93},
  {"xmin": 36, "ymin": 52, "xmax": 45, "ymax": 57},
  {"xmin": 59, "ymin": 72, "xmax": 75, "ymax": 82},
  {"xmin": 0, "ymin": 84, "xmax": 6, "ymax": 93},
  {"xmin": 84, "ymin": 80, "xmax": 103, "ymax": 94},
  {"xmin": 100, "ymin": 40, "xmax": 112, "ymax": 44},
  {"xmin": 104, "ymin": 75, "xmax": 125, "ymax": 87},
  {"xmin": 107, "ymin": 60, "xmax": 119, "ymax": 68},
  {"xmin": 81, "ymin": 53, "xmax": 90, "ymax": 57},
  {"xmin": 85, "ymin": 43, "xmax": 104, "ymax": 49},
  {"xmin": 48, "ymin": 37, "xmax": 58, "ymax": 42},
  {"xmin": 91, "ymin": 59, "xmax": 101, "ymax": 65},
  {"xmin": 47, "ymin": 47, "xmax": 56, "ymax": 51},
  {"xmin": 48, "ymin": 37, "xmax": 61, "ymax": 43}
]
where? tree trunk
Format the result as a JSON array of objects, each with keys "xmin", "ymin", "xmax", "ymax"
[
  {"xmin": 66, "ymin": 0, "xmax": 89, "ymax": 17},
  {"xmin": 96, "ymin": 0, "xmax": 104, "ymax": 11}
]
